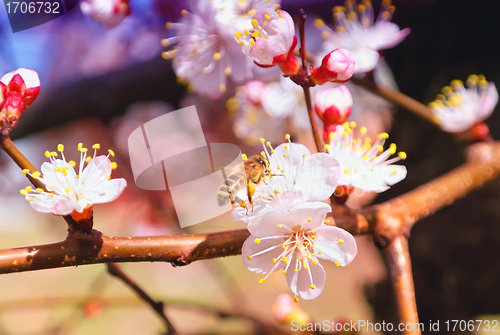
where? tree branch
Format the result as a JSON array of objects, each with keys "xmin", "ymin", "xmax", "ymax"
[
  {"xmin": 365, "ymin": 141, "xmax": 500, "ymax": 246},
  {"xmin": 385, "ymin": 235, "xmax": 421, "ymax": 335},
  {"xmin": 107, "ymin": 263, "xmax": 179, "ymax": 335},
  {"xmin": 0, "ymin": 229, "xmax": 249, "ymax": 274}
]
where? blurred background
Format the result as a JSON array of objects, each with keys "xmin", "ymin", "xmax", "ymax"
[{"xmin": 1, "ymin": 0, "xmax": 500, "ymax": 334}]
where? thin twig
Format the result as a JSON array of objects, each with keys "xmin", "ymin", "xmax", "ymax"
[
  {"xmin": 349, "ymin": 75, "xmax": 436, "ymax": 124},
  {"xmin": 0, "ymin": 135, "xmax": 44, "ymax": 189},
  {"xmin": 297, "ymin": 9, "xmax": 324, "ymax": 153},
  {"xmin": 107, "ymin": 263, "xmax": 179, "ymax": 335},
  {"xmin": 385, "ymin": 235, "xmax": 421, "ymax": 335}
]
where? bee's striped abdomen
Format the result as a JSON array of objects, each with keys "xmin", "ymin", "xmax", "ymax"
[{"xmin": 217, "ymin": 172, "xmax": 246, "ymax": 206}]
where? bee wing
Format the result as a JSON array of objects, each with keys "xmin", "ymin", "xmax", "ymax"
[{"xmin": 232, "ymin": 161, "xmax": 246, "ymax": 176}]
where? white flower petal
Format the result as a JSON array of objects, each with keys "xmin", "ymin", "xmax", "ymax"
[
  {"xmin": 295, "ymin": 153, "xmax": 340, "ymax": 202},
  {"xmin": 314, "ymin": 226, "xmax": 357, "ymax": 266},
  {"xmin": 351, "ymin": 48, "xmax": 380, "ymax": 74},
  {"xmin": 242, "ymin": 235, "xmax": 286, "ymax": 274},
  {"xmin": 285, "ymin": 256, "xmax": 326, "ymax": 300},
  {"xmin": 52, "ymin": 198, "xmax": 86, "ymax": 215},
  {"xmin": 370, "ymin": 23, "xmax": 411, "ymax": 50},
  {"xmin": 84, "ymin": 178, "xmax": 127, "ymax": 204}
]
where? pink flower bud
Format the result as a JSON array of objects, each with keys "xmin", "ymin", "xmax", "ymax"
[
  {"xmin": 243, "ymin": 81, "xmax": 266, "ymax": 105},
  {"xmin": 236, "ymin": 9, "xmax": 301, "ymax": 76},
  {"xmin": 311, "ymin": 49, "xmax": 355, "ymax": 85},
  {"xmin": 0, "ymin": 68, "xmax": 40, "ymax": 119},
  {"xmin": 80, "ymin": 0, "xmax": 131, "ymax": 28},
  {"xmin": 315, "ymin": 86, "xmax": 353, "ymax": 130}
]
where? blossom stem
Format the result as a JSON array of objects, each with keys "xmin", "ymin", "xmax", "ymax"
[
  {"xmin": 385, "ymin": 235, "xmax": 421, "ymax": 335},
  {"xmin": 107, "ymin": 263, "xmax": 179, "ymax": 335},
  {"xmin": 297, "ymin": 9, "xmax": 324, "ymax": 153}
]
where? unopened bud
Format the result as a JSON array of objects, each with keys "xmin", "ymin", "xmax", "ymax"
[
  {"xmin": 0, "ymin": 68, "xmax": 40, "ymax": 134},
  {"xmin": 315, "ymin": 86, "xmax": 353, "ymax": 132},
  {"xmin": 311, "ymin": 49, "xmax": 355, "ymax": 85}
]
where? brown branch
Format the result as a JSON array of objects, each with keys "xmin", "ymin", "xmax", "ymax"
[
  {"xmin": 107, "ymin": 263, "xmax": 179, "ymax": 335},
  {"xmin": 0, "ymin": 136, "xmax": 44, "ymax": 189},
  {"xmin": 0, "ymin": 229, "xmax": 249, "ymax": 274},
  {"xmin": 364, "ymin": 141, "xmax": 500, "ymax": 246},
  {"xmin": 385, "ymin": 235, "xmax": 421, "ymax": 335},
  {"xmin": 349, "ymin": 75, "xmax": 492, "ymax": 143},
  {"xmin": 349, "ymin": 76, "xmax": 436, "ymax": 125},
  {"xmin": 296, "ymin": 9, "xmax": 324, "ymax": 153}
]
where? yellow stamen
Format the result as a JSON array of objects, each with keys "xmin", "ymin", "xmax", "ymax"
[{"xmin": 92, "ymin": 143, "xmax": 100, "ymax": 149}]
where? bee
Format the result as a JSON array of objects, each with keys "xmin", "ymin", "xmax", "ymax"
[{"xmin": 217, "ymin": 154, "xmax": 275, "ymax": 212}]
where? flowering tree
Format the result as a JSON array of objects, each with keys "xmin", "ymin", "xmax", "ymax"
[{"xmin": 1, "ymin": 0, "xmax": 499, "ymax": 334}]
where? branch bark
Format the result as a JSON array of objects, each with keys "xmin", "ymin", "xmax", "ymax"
[
  {"xmin": 0, "ymin": 229, "xmax": 249, "ymax": 274},
  {"xmin": 385, "ymin": 235, "xmax": 421, "ymax": 335}
]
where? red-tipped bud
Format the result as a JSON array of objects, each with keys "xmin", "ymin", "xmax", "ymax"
[
  {"xmin": 315, "ymin": 86, "xmax": 352, "ymax": 131},
  {"xmin": 1, "ymin": 68, "xmax": 40, "ymax": 118},
  {"xmin": 311, "ymin": 49, "xmax": 355, "ymax": 85}
]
